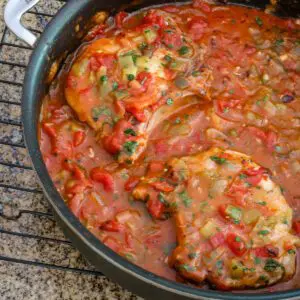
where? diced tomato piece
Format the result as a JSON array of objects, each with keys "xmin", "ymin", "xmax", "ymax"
[
  {"xmin": 226, "ymin": 233, "xmax": 247, "ymax": 256},
  {"xmin": 115, "ymin": 11, "xmax": 128, "ymax": 28},
  {"xmin": 161, "ymin": 5, "xmax": 180, "ymax": 13},
  {"xmin": 192, "ymin": 0, "xmax": 211, "ymax": 12},
  {"xmin": 103, "ymin": 236, "xmax": 121, "ymax": 252},
  {"xmin": 161, "ymin": 30, "xmax": 183, "ymax": 50},
  {"xmin": 42, "ymin": 122, "xmax": 57, "ymax": 138},
  {"xmin": 136, "ymin": 71, "xmax": 152, "ymax": 90},
  {"xmin": 147, "ymin": 196, "xmax": 164, "ymax": 219},
  {"xmin": 89, "ymin": 57, "xmax": 101, "ymax": 71},
  {"xmin": 148, "ymin": 161, "xmax": 165, "ymax": 174},
  {"xmin": 73, "ymin": 130, "xmax": 86, "ymax": 147},
  {"xmin": 226, "ymin": 182, "xmax": 248, "ymax": 205},
  {"xmin": 126, "ymin": 106, "xmax": 147, "ymax": 122},
  {"xmin": 241, "ymin": 168, "xmax": 265, "ymax": 186},
  {"xmin": 293, "ymin": 220, "xmax": 300, "ymax": 234},
  {"xmin": 62, "ymin": 160, "xmax": 86, "ymax": 180},
  {"xmin": 210, "ymin": 232, "xmax": 225, "ymax": 248},
  {"xmin": 95, "ymin": 53, "xmax": 116, "ymax": 70},
  {"xmin": 103, "ymin": 119, "xmax": 133, "ymax": 154},
  {"xmin": 150, "ymin": 181, "xmax": 174, "ymax": 192},
  {"xmin": 85, "ymin": 24, "xmax": 106, "ymax": 40},
  {"xmin": 124, "ymin": 176, "xmax": 140, "ymax": 191},
  {"xmin": 142, "ymin": 11, "xmax": 165, "ymax": 28},
  {"xmin": 218, "ymin": 99, "xmax": 241, "ymax": 112},
  {"xmin": 100, "ymin": 220, "xmax": 125, "ymax": 232},
  {"xmin": 103, "ymin": 135, "xmax": 122, "ymax": 154},
  {"xmin": 254, "ymin": 245, "xmax": 279, "ymax": 258},
  {"xmin": 69, "ymin": 194, "xmax": 83, "ymax": 217},
  {"xmin": 188, "ymin": 17, "xmax": 207, "ymax": 40},
  {"xmin": 266, "ymin": 131, "xmax": 277, "ymax": 152},
  {"xmin": 125, "ymin": 232, "xmax": 134, "ymax": 249},
  {"xmin": 90, "ymin": 168, "xmax": 114, "ymax": 192}
]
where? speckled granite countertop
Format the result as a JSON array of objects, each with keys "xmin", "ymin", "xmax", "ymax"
[{"xmin": 0, "ymin": 1, "xmax": 142, "ymax": 299}]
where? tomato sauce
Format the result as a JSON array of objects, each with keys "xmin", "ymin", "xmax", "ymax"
[{"xmin": 39, "ymin": 0, "xmax": 300, "ymax": 292}]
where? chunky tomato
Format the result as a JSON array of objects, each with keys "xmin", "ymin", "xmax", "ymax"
[
  {"xmin": 209, "ymin": 232, "xmax": 225, "ymax": 248},
  {"xmin": 100, "ymin": 220, "xmax": 125, "ymax": 232},
  {"xmin": 188, "ymin": 17, "xmax": 207, "ymax": 40},
  {"xmin": 90, "ymin": 168, "xmax": 114, "ymax": 192},
  {"xmin": 226, "ymin": 233, "xmax": 247, "ymax": 256},
  {"xmin": 254, "ymin": 245, "xmax": 279, "ymax": 258},
  {"xmin": 147, "ymin": 195, "xmax": 165, "ymax": 219}
]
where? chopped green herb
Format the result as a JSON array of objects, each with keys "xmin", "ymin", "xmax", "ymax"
[
  {"xmin": 139, "ymin": 42, "xmax": 148, "ymax": 50},
  {"xmin": 100, "ymin": 75, "xmax": 108, "ymax": 82},
  {"xmin": 158, "ymin": 192, "xmax": 168, "ymax": 205},
  {"xmin": 254, "ymin": 257, "xmax": 262, "ymax": 265},
  {"xmin": 164, "ymin": 55, "xmax": 172, "ymax": 62},
  {"xmin": 124, "ymin": 128, "xmax": 136, "ymax": 136},
  {"xmin": 123, "ymin": 141, "xmax": 138, "ymax": 155},
  {"xmin": 112, "ymin": 81, "xmax": 118, "ymax": 91},
  {"xmin": 288, "ymin": 249, "xmax": 296, "ymax": 254},
  {"xmin": 210, "ymin": 156, "xmax": 227, "ymax": 165},
  {"xmin": 257, "ymin": 201, "xmax": 267, "ymax": 206},
  {"xmin": 178, "ymin": 46, "xmax": 189, "ymax": 56},
  {"xmin": 280, "ymin": 186, "xmax": 285, "ymax": 194},
  {"xmin": 258, "ymin": 275, "xmax": 269, "ymax": 283},
  {"xmin": 163, "ymin": 242, "xmax": 177, "ymax": 255},
  {"xmin": 258, "ymin": 230, "xmax": 269, "ymax": 236},
  {"xmin": 235, "ymin": 236, "xmax": 241, "ymax": 242},
  {"xmin": 225, "ymin": 205, "xmax": 242, "ymax": 222},
  {"xmin": 166, "ymin": 98, "xmax": 174, "ymax": 105},
  {"xmin": 264, "ymin": 258, "xmax": 282, "ymax": 272},
  {"xmin": 179, "ymin": 264, "xmax": 196, "ymax": 272},
  {"xmin": 255, "ymin": 16, "xmax": 263, "ymax": 27},
  {"xmin": 239, "ymin": 173, "xmax": 248, "ymax": 179},
  {"xmin": 174, "ymin": 117, "xmax": 181, "ymax": 124},
  {"xmin": 216, "ymin": 260, "xmax": 223, "ymax": 270},
  {"xmin": 275, "ymin": 38, "xmax": 284, "ymax": 46},
  {"xmin": 91, "ymin": 106, "xmax": 111, "ymax": 121},
  {"xmin": 188, "ymin": 252, "xmax": 198, "ymax": 259},
  {"xmin": 192, "ymin": 70, "xmax": 201, "ymax": 77},
  {"xmin": 178, "ymin": 190, "xmax": 192, "ymax": 208},
  {"xmin": 229, "ymin": 89, "xmax": 235, "ymax": 94},
  {"xmin": 127, "ymin": 74, "xmax": 135, "ymax": 81}
]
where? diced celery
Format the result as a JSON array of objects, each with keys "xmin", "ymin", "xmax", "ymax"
[
  {"xmin": 143, "ymin": 29, "xmax": 158, "ymax": 43},
  {"xmin": 226, "ymin": 205, "xmax": 242, "ymax": 221},
  {"xmin": 136, "ymin": 56, "xmax": 150, "ymax": 70},
  {"xmin": 118, "ymin": 55, "xmax": 135, "ymax": 69},
  {"xmin": 230, "ymin": 259, "xmax": 244, "ymax": 279},
  {"xmin": 200, "ymin": 220, "xmax": 217, "ymax": 238}
]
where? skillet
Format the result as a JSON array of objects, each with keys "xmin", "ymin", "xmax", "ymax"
[{"xmin": 4, "ymin": 0, "xmax": 300, "ymax": 299}]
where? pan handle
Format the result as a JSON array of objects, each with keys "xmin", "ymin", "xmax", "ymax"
[{"xmin": 4, "ymin": 0, "xmax": 41, "ymax": 47}]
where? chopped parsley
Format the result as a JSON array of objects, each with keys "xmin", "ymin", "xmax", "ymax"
[
  {"xmin": 239, "ymin": 173, "xmax": 248, "ymax": 179},
  {"xmin": 264, "ymin": 258, "xmax": 282, "ymax": 272},
  {"xmin": 235, "ymin": 236, "xmax": 241, "ymax": 242},
  {"xmin": 257, "ymin": 201, "xmax": 267, "ymax": 206},
  {"xmin": 164, "ymin": 55, "xmax": 172, "ymax": 62},
  {"xmin": 112, "ymin": 81, "xmax": 118, "ymax": 91},
  {"xmin": 123, "ymin": 141, "xmax": 138, "ymax": 155},
  {"xmin": 275, "ymin": 38, "xmax": 284, "ymax": 46},
  {"xmin": 179, "ymin": 264, "xmax": 196, "ymax": 272},
  {"xmin": 178, "ymin": 46, "xmax": 189, "ymax": 56},
  {"xmin": 174, "ymin": 117, "xmax": 181, "ymax": 124},
  {"xmin": 188, "ymin": 252, "xmax": 198, "ymax": 259},
  {"xmin": 258, "ymin": 230, "xmax": 269, "ymax": 236},
  {"xmin": 166, "ymin": 98, "xmax": 174, "ymax": 105},
  {"xmin": 255, "ymin": 16, "xmax": 263, "ymax": 27},
  {"xmin": 127, "ymin": 74, "xmax": 135, "ymax": 81},
  {"xmin": 124, "ymin": 128, "xmax": 136, "ymax": 136},
  {"xmin": 100, "ymin": 75, "xmax": 108, "ymax": 82},
  {"xmin": 91, "ymin": 106, "xmax": 111, "ymax": 121},
  {"xmin": 178, "ymin": 190, "xmax": 192, "ymax": 208},
  {"xmin": 210, "ymin": 156, "xmax": 227, "ymax": 165},
  {"xmin": 158, "ymin": 192, "xmax": 168, "ymax": 205},
  {"xmin": 254, "ymin": 257, "xmax": 262, "ymax": 265},
  {"xmin": 288, "ymin": 249, "xmax": 296, "ymax": 254}
]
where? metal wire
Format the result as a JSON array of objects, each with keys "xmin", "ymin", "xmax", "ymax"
[{"xmin": 0, "ymin": 0, "xmax": 103, "ymax": 276}]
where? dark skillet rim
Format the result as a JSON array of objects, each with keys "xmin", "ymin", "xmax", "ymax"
[{"xmin": 22, "ymin": 0, "xmax": 300, "ymax": 299}]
